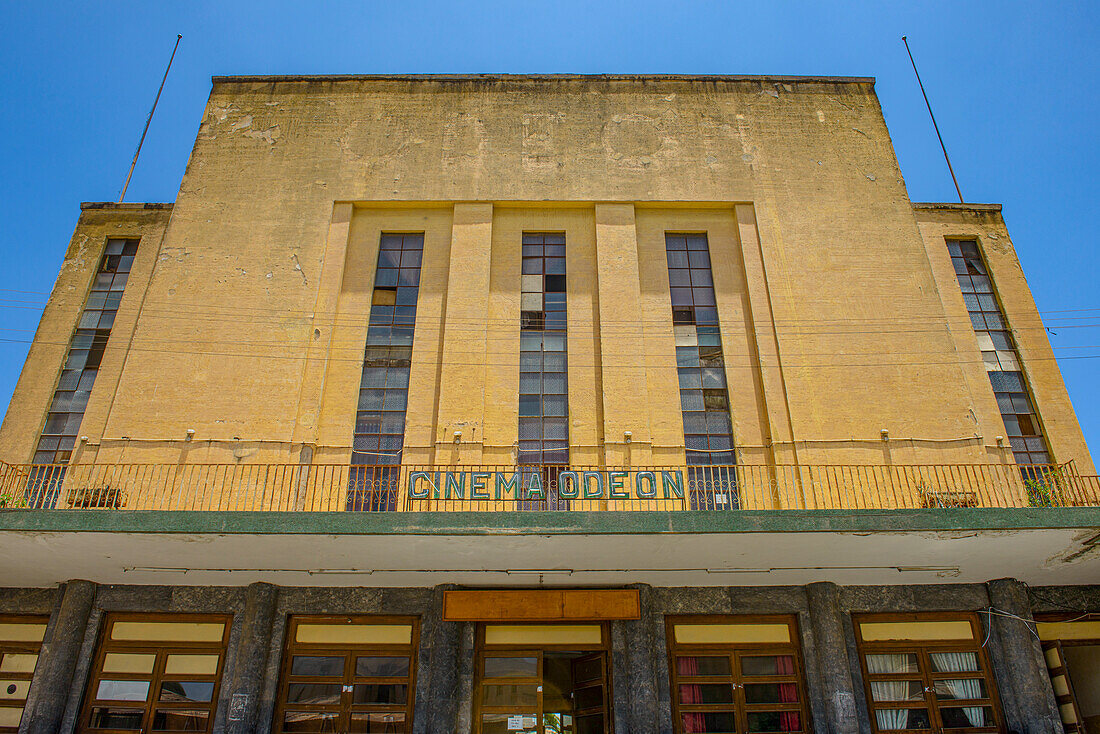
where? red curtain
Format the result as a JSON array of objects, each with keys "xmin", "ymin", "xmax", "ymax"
[
  {"xmin": 776, "ymin": 655, "xmax": 800, "ymax": 731},
  {"xmin": 677, "ymin": 657, "xmax": 705, "ymax": 733}
]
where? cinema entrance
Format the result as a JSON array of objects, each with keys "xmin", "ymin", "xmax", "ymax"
[{"xmin": 443, "ymin": 589, "xmax": 641, "ymax": 734}]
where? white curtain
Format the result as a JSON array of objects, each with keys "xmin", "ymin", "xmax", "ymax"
[
  {"xmin": 868, "ymin": 655, "xmax": 915, "ymax": 730},
  {"xmin": 930, "ymin": 652, "xmax": 983, "ymax": 726}
]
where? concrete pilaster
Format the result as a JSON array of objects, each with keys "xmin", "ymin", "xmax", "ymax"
[
  {"xmin": 223, "ymin": 583, "xmax": 277, "ymax": 734},
  {"xmin": 985, "ymin": 578, "xmax": 1061, "ymax": 734},
  {"xmin": 805, "ymin": 582, "xmax": 859, "ymax": 734},
  {"xmin": 611, "ymin": 584, "xmax": 660, "ymax": 733},
  {"xmin": 22, "ymin": 580, "xmax": 95, "ymax": 734},
  {"xmin": 413, "ymin": 584, "xmax": 464, "ymax": 734}
]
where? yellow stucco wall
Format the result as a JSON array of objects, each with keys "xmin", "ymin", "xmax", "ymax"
[
  {"xmin": 914, "ymin": 204, "xmax": 1094, "ymax": 473},
  {"xmin": 0, "ymin": 76, "xmax": 1090, "ymax": 480}
]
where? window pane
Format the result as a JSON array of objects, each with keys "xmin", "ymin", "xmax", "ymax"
[
  {"xmin": 286, "ymin": 682, "xmax": 341, "ymax": 704},
  {"xmin": 95, "ymin": 680, "xmax": 150, "ymax": 701},
  {"xmin": 349, "ymin": 712, "xmax": 407, "ymax": 733},
  {"xmin": 678, "ymin": 683, "xmax": 733, "ymax": 704},
  {"xmin": 933, "ymin": 678, "xmax": 987, "ymax": 700},
  {"xmin": 676, "ymin": 656, "xmax": 731, "ymax": 677},
  {"xmin": 158, "ymin": 681, "xmax": 214, "ymax": 703},
  {"xmin": 939, "ymin": 706, "xmax": 995, "ymax": 728},
  {"xmin": 741, "ymin": 656, "xmax": 796, "ymax": 677},
  {"xmin": 291, "ymin": 656, "xmax": 344, "ymax": 677},
  {"xmin": 356, "ymin": 656, "xmax": 409, "ymax": 677},
  {"xmin": 481, "ymin": 713, "xmax": 538, "ymax": 734},
  {"xmin": 89, "ymin": 707, "xmax": 144, "ymax": 730},
  {"xmin": 928, "ymin": 651, "xmax": 979, "ymax": 673},
  {"xmin": 680, "ymin": 712, "xmax": 736, "ymax": 733},
  {"xmin": 283, "ymin": 711, "xmax": 339, "ymax": 732},
  {"xmin": 874, "ymin": 709, "xmax": 930, "ymax": 730},
  {"xmin": 869, "ymin": 680, "xmax": 924, "ymax": 702},
  {"xmin": 747, "ymin": 711, "xmax": 802, "ymax": 733},
  {"xmin": 484, "ymin": 656, "xmax": 538, "ymax": 678},
  {"xmin": 865, "ymin": 653, "xmax": 920, "ymax": 675},
  {"xmin": 352, "ymin": 683, "xmax": 407, "ymax": 704},
  {"xmin": 152, "ymin": 709, "xmax": 210, "ymax": 731},
  {"xmin": 482, "ymin": 683, "xmax": 538, "ymax": 707}
]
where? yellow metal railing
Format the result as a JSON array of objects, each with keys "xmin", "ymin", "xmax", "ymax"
[{"xmin": 0, "ymin": 461, "xmax": 1096, "ymax": 512}]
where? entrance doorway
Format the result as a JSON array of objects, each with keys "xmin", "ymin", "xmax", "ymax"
[{"xmin": 474, "ymin": 624, "xmax": 610, "ymax": 734}]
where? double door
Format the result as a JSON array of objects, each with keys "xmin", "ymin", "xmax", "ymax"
[{"xmin": 476, "ymin": 650, "xmax": 608, "ymax": 734}]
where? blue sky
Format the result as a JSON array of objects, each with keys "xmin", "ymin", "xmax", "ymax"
[{"xmin": 1, "ymin": 1, "xmax": 1098, "ymax": 454}]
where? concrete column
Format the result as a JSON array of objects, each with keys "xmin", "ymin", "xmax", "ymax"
[
  {"xmin": 804, "ymin": 582, "xmax": 859, "ymax": 734},
  {"xmin": 224, "ymin": 582, "xmax": 278, "ymax": 734},
  {"xmin": 984, "ymin": 578, "xmax": 1061, "ymax": 734},
  {"xmin": 413, "ymin": 585, "xmax": 464, "ymax": 734},
  {"xmin": 22, "ymin": 580, "xmax": 95, "ymax": 734},
  {"xmin": 611, "ymin": 584, "xmax": 660, "ymax": 733}
]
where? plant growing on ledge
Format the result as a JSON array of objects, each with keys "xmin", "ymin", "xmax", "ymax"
[
  {"xmin": 1025, "ymin": 468, "xmax": 1066, "ymax": 507},
  {"xmin": 0, "ymin": 491, "xmax": 27, "ymax": 508}
]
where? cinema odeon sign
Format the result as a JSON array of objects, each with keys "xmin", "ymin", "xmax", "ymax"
[{"xmin": 406, "ymin": 469, "xmax": 686, "ymax": 501}]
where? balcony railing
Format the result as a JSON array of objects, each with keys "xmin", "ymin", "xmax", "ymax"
[{"xmin": 0, "ymin": 461, "xmax": 1096, "ymax": 513}]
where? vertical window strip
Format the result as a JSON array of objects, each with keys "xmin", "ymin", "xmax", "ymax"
[
  {"xmin": 33, "ymin": 238, "xmax": 138, "ymax": 466},
  {"xmin": 947, "ymin": 239, "xmax": 1050, "ymax": 466},
  {"xmin": 519, "ymin": 233, "xmax": 569, "ymax": 506},
  {"xmin": 666, "ymin": 233, "xmax": 737, "ymax": 510},
  {"xmin": 349, "ymin": 233, "xmax": 423, "ymax": 511}
]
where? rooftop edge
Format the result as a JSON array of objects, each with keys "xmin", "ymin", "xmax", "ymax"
[
  {"xmin": 912, "ymin": 202, "xmax": 1003, "ymax": 212},
  {"xmin": 210, "ymin": 73, "xmax": 876, "ymax": 85},
  {"xmin": 80, "ymin": 202, "xmax": 173, "ymax": 211}
]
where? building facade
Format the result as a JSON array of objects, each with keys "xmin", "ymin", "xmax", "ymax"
[{"xmin": 0, "ymin": 75, "xmax": 1097, "ymax": 734}]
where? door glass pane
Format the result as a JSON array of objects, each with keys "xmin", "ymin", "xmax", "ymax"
[
  {"xmin": 939, "ymin": 706, "xmax": 995, "ymax": 728},
  {"xmin": 933, "ymin": 678, "xmax": 987, "ymax": 700},
  {"xmin": 574, "ymin": 713, "xmax": 604, "ymax": 734},
  {"xmin": 869, "ymin": 680, "xmax": 924, "ymax": 702},
  {"xmin": 282, "ymin": 711, "xmax": 340, "ymax": 732},
  {"xmin": 928, "ymin": 651, "xmax": 979, "ymax": 673},
  {"xmin": 744, "ymin": 682, "xmax": 800, "ymax": 705},
  {"xmin": 355, "ymin": 656, "xmax": 410, "ymax": 677},
  {"xmin": 158, "ymin": 680, "xmax": 214, "ymax": 703},
  {"xmin": 747, "ymin": 710, "xmax": 802, "ymax": 733},
  {"xmin": 676, "ymin": 656, "xmax": 731, "ymax": 676},
  {"xmin": 680, "ymin": 712, "xmax": 736, "ymax": 733},
  {"xmin": 349, "ymin": 712, "xmax": 406, "ymax": 732},
  {"xmin": 678, "ymin": 683, "xmax": 733, "ymax": 704},
  {"xmin": 286, "ymin": 682, "xmax": 341, "ymax": 705},
  {"xmin": 573, "ymin": 657, "xmax": 601, "ymax": 683},
  {"xmin": 482, "ymin": 683, "xmax": 538, "ymax": 707},
  {"xmin": 573, "ymin": 684, "xmax": 604, "ymax": 709},
  {"xmin": 152, "ymin": 709, "xmax": 210, "ymax": 731},
  {"xmin": 484, "ymin": 657, "xmax": 538, "ymax": 678},
  {"xmin": 865, "ymin": 654, "xmax": 920, "ymax": 674},
  {"xmin": 95, "ymin": 680, "xmax": 150, "ymax": 701},
  {"xmin": 741, "ymin": 655, "xmax": 795, "ymax": 677},
  {"xmin": 291, "ymin": 656, "xmax": 344, "ymax": 677},
  {"xmin": 352, "ymin": 683, "xmax": 407, "ymax": 704},
  {"xmin": 89, "ymin": 707, "xmax": 145, "ymax": 729},
  {"xmin": 481, "ymin": 713, "xmax": 537, "ymax": 734},
  {"xmin": 873, "ymin": 709, "xmax": 931, "ymax": 730}
]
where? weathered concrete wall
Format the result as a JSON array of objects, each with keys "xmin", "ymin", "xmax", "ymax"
[{"xmin": 914, "ymin": 203, "xmax": 1094, "ymax": 471}]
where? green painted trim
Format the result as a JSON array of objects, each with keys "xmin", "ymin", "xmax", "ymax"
[{"xmin": 0, "ymin": 508, "xmax": 1096, "ymax": 535}]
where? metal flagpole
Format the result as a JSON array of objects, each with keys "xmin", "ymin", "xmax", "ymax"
[
  {"xmin": 119, "ymin": 34, "xmax": 183, "ymax": 203},
  {"xmin": 902, "ymin": 35, "xmax": 964, "ymax": 204}
]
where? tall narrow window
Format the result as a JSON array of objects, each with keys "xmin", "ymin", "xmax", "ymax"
[
  {"xmin": 34, "ymin": 239, "xmax": 138, "ymax": 466},
  {"xmin": 26, "ymin": 239, "xmax": 138, "ymax": 509},
  {"xmin": 665, "ymin": 233, "xmax": 737, "ymax": 510},
  {"xmin": 947, "ymin": 239, "xmax": 1050, "ymax": 467},
  {"xmin": 349, "ymin": 233, "xmax": 423, "ymax": 511},
  {"xmin": 518, "ymin": 233, "xmax": 569, "ymax": 509}
]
